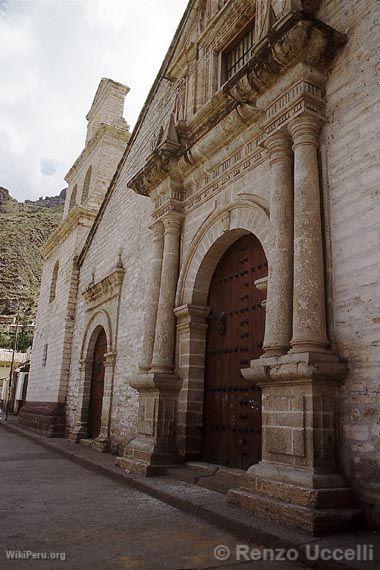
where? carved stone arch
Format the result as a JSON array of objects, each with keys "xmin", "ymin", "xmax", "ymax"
[
  {"xmin": 174, "ymin": 199, "xmax": 270, "ymax": 460},
  {"xmin": 176, "ymin": 199, "xmax": 270, "ymax": 307},
  {"xmin": 71, "ymin": 309, "xmax": 114, "ymax": 448},
  {"xmin": 80, "ymin": 309, "xmax": 113, "ymax": 362}
]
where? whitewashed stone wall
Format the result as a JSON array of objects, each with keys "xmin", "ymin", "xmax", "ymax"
[
  {"xmin": 28, "ymin": 227, "xmax": 83, "ymax": 403},
  {"xmin": 66, "ymin": 183, "xmax": 152, "ymax": 452},
  {"xmin": 318, "ymin": 0, "xmax": 380, "ymax": 523}
]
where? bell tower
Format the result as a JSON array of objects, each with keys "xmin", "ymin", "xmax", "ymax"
[{"xmin": 20, "ymin": 78, "xmax": 130, "ymax": 436}]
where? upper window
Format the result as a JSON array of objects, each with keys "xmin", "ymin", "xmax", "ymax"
[
  {"xmin": 49, "ymin": 261, "xmax": 59, "ymax": 303},
  {"xmin": 82, "ymin": 166, "xmax": 92, "ymax": 204},
  {"xmin": 69, "ymin": 184, "xmax": 77, "ymax": 211},
  {"xmin": 223, "ymin": 23, "xmax": 255, "ymax": 82}
]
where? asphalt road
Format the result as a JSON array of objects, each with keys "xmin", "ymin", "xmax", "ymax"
[{"xmin": 0, "ymin": 428, "xmax": 308, "ymax": 569}]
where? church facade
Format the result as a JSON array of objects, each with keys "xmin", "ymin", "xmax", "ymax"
[{"xmin": 20, "ymin": 0, "xmax": 379, "ymax": 533}]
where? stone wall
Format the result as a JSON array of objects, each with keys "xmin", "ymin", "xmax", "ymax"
[
  {"xmin": 66, "ymin": 183, "xmax": 152, "ymax": 452},
  {"xmin": 27, "ymin": 228, "xmax": 80, "ymax": 404},
  {"xmin": 318, "ymin": 0, "xmax": 380, "ymax": 526}
]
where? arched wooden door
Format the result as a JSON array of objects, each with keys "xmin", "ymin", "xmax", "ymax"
[
  {"xmin": 88, "ymin": 328, "xmax": 107, "ymax": 439},
  {"xmin": 202, "ymin": 233, "xmax": 267, "ymax": 470}
]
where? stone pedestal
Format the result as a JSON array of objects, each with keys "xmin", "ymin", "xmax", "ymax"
[
  {"xmin": 228, "ymin": 353, "xmax": 361, "ymax": 534},
  {"xmin": 117, "ymin": 372, "xmax": 181, "ymax": 475},
  {"xmin": 18, "ymin": 401, "xmax": 65, "ymax": 437}
]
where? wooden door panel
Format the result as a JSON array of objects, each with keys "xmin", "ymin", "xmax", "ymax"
[
  {"xmin": 88, "ymin": 329, "xmax": 107, "ymax": 439},
  {"xmin": 202, "ymin": 234, "xmax": 267, "ymax": 470}
]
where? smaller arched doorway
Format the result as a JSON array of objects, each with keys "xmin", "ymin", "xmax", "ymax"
[
  {"xmin": 87, "ymin": 328, "xmax": 107, "ymax": 439},
  {"xmin": 202, "ymin": 233, "xmax": 267, "ymax": 470}
]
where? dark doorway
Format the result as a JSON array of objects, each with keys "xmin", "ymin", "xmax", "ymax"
[
  {"xmin": 202, "ymin": 233, "xmax": 267, "ymax": 469},
  {"xmin": 88, "ymin": 328, "xmax": 107, "ymax": 439}
]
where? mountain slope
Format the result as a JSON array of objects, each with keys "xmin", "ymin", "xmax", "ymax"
[{"xmin": 0, "ymin": 189, "xmax": 65, "ymax": 316}]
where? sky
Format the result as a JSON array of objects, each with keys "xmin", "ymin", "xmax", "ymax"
[{"xmin": 0, "ymin": 0, "xmax": 188, "ymax": 201}]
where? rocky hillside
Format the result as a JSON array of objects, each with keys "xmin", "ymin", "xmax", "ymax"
[{"xmin": 0, "ymin": 187, "xmax": 66, "ymax": 317}]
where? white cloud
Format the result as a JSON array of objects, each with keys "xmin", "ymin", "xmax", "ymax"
[
  {"xmin": 0, "ymin": 0, "xmax": 188, "ymax": 201},
  {"xmin": 40, "ymin": 158, "xmax": 59, "ymax": 176}
]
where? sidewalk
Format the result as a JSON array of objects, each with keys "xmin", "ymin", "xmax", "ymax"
[{"xmin": 1, "ymin": 416, "xmax": 378, "ymax": 569}]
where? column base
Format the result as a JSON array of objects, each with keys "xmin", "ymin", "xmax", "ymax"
[
  {"xmin": 68, "ymin": 423, "xmax": 88, "ymax": 443},
  {"xmin": 117, "ymin": 371, "xmax": 181, "ymax": 476},
  {"xmin": 116, "ymin": 440, "xmax": 179, "ymax": 477},
  {"xmin": 228, "ymin": 477, "xmax": 361, "ymax": 535},
  {"xmin": 80, "ymin": 436, "xmax": 110, "ymax": 453},
  {"xmin": 236, "ymin": 351, "xmax": 362, "ymax": 534}
]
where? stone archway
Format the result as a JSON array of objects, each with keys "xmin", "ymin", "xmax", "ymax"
[
  {"xmin": 174, "ymin": 201, "xmax": 270, "ymax": 461},
  {"xmin": 69, "ymin": 310, "xmax": 116, "ymax": 450}
]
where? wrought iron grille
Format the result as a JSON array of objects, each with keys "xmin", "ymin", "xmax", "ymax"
[{"xmin": 224, "ymin": 25, "xmax": 255, "ymax": 81}]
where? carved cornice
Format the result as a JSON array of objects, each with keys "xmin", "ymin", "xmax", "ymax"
[
  {"xmin": 152, "ymin": 188, "xmax": 185, "ymax": 221},
  {"xmin": 128, "ymin": 148, "xmax": 179, "ymax": 197},
  {"xmin": 223, "ymin": 10, "xmax": 346, "ymax": 104},
  {"xmin": 82, "ymin": 266, "xmax": 125, "ymax": 309},
  {"xmin": 128, "ymin": 112, "xmax": 185, "ymax": 197},
  {"xmin": 127, "ymin": 5, "xmax": 345, "ymax": 204},
  {"xmin": 176, "ymin": 8, "xmax": 345, "ymax": 174},
  {"xmin": 257, "ymin": 79, "xmax": 325, "ymax": 144},
  {"xmin": 42, "ymin": 205, "xmax": 97, "ymax": 260}
]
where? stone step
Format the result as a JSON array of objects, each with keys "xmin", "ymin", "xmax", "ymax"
[
  {"xmin": 165, "ymin": 461, "xmax": 245, "ymax": 495},
  {"xmin": 240, "ymin": 476, "xmax": 355, "ymax": 509},
  {"xmin": 79, "ymin": 438, "xmax": 107, "ymax": 453}
]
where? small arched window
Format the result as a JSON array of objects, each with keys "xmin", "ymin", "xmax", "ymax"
[
  {"xmin": 49, "ymin": 261, "xmax": 59, "ymax": 303},
  {"xmin": 69, "ymin": 184, "xmax": 77, "ymax": 211},
  {"xmin": 82, "ymin": 166, "xmax": 92, "ymax": 204},
  {"xmin": 42, "ymin": 343, "xmax": 48, "ymax": 367}
]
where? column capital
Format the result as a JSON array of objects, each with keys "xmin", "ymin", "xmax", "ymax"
[
  {"xmin": 104, "ymin": 351, "xmax": 117, "ymax": 367},
  {"xmin": 264, "ymin": 130, "xmax": 292, "ymax": 165},
  {"xmin": 162, "ymin": 211, "xmax": 184, "ymax": 234},
  {"xmin": 287, "ymin": 114, "xmax": 322, "ymax": 148},
  {"xmin": 149, "ymin": 219, "xmax": 164, "ymax": 240},
  {"xmin": 174, "ymin": 304, "xmax": 211, "ymax": 331}
]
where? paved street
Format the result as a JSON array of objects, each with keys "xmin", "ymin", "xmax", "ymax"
[{"xmin": 0, "ymin": 428, "xmax": 311, "ymax": 569}]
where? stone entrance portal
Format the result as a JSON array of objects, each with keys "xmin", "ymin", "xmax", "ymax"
[
  {"xmin": 203, "ymin": 234, "xmax": 267, "ymax": 469},
  {"xmin": 87, "ymin": 328, "xmax": 107, "ymax": 439}
]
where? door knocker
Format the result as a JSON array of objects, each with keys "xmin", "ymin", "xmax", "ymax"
[{"xmin": 218, "ymin": 312, "xmax": 226, "ymax": 335}]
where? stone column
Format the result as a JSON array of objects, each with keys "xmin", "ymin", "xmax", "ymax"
[
  {"xmin": 68, "ymin": 357, "xmax": 91, "ymax": 442},
  {"xmin": 138, "ymin": 221, "xmax": 164, "ymax": 372},
  {"xmin": 262, "ymin": 130, "xmax": 293, "ymax": 356},
  {"xmin": 288, "ymin": 114, "xmax": 329, "ymax": 352},
  {"xmin": 235, "ymin": 116, "xmax": 353, "ymax": 535},
  {"xmin": 174, "ymin": 304, "xmax": 210, "ymax": 459},
  {"xmin": 151, "ymin": 212, "xmax": 184, "ymax": 372},
  {"xmin": 118, "ymin": 210, "xmax": 183, "ymax": 476},
  {"xmin": 95, "ymin": 351, "xmax": 116, "ymax": 452}
]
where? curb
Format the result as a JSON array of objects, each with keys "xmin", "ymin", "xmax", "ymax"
[{"xmin": 1, "ymin": 420, "xmax": 377, "ymax": 570}]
